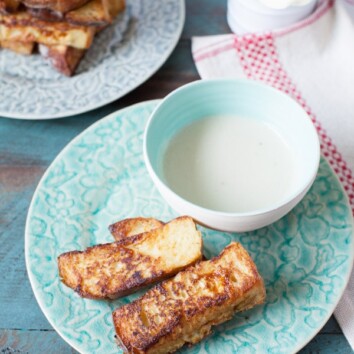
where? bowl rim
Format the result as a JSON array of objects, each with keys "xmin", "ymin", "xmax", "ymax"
[{"xmin": 143, "ymin": 78, "xmax": 321, "ymax": 218}]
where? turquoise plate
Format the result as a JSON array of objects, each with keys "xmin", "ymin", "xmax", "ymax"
[
  {"xmin": 25, "ymin": 101, "xmax": 354, "ymax": 354},
  {"xmin": 0, "ymin": 0, "xmax": 184, "ymax": 119}
]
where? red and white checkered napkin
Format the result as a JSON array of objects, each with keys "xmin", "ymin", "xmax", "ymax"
[{"xmin": 192, "ymin": 0, "xmax": 354, "ymax": 349}]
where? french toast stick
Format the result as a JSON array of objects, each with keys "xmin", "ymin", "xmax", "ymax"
[
  {"xmin": 22, "ymin": 0, "xmax": 90, "ymax": 14},
  {"xmin": 66, "ymin": 0, "xmax": 125, "ymax": 26},
  {"xmin": 109, "ymin": 217, "xmax": 165, "ymax": 241},
  {"xmin": 58, "ymin": 216, "xmax": 203, "ymax": 299},
  {"xmin": 28, "ymin": 0, "xmax": 125, "ymax": 26},
  {"xmin": 0, "ymin": 11, "xmax": 95, "ymax": 48},
  {"xmin": 0, "ymin": 0, "xmax": 20, "ymax": 13},
  {"xmin": 0, "ymin": 39, "xmax": 34, "ymax": 53},
  {"xmin": 112, "ymin": 242, "xmax": 266, "ymax": 354},
  {"xmin": 39, "ymin": 44, "xmax": 85, "ymax": 76}
]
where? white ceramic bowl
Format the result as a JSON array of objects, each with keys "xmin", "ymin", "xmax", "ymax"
[
  {"xmin": 144, "ymin": 79, "xmax": 320, "ymax": 232},
  {"xmin": 227, "ymin": 0, "xmax": 318, "ymax": 34}
]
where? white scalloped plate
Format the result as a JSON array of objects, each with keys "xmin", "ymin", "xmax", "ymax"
[
  {"xmin": 25, "ymin": 101, "xmax": 354, "ymax": 354},
  {"xmin": 0, "ymin": 0, "xmax": 184, "ymax": 119}
]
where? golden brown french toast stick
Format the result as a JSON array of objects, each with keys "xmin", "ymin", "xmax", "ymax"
[
  {"xmin": 109, "ymin": 217, "xmax": 165, "ymax": 241},
  {"xmin": 0, "ymin": 39, "xmax": 34, "ymax": 54},
  {"xmin": 0, "ymin": 11, "xmax": 96, "ymax": 49},
  {"xmin": 39, "ymin": 44, "xmax": 85, "ymax": 76},
  {"xmin": 22, "ymin": 0, "xmax": 90, "ymax": 14},
  {"xmin": 58, "ymin": 216, "xmax": 202, "ymax": 299},
  {"xmin": 66, "ymin": 0, "xmax": 125, "ymax": 26},
  {"xmin": 0, "ymin": 0, "xmax": 20, "ymax": 13},
  {"xmin": 112, "ymin": 242, "xmax": 265, "ymax": 354}
]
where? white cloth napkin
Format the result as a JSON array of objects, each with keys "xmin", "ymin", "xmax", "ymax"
[{"xmin": 192, "ymin": 0, "xmax": 354, "ymax": 349}]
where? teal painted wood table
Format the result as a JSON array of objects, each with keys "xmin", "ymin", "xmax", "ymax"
[{"xmin": 0, "ymin": 0, "xmax": 353, "ymax": 353}]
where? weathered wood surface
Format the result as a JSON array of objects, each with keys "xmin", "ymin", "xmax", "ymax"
[
  {"xmin": 0, "ymin": 320, "xmax": 352, "ymax": 353},
  {"xmin": 0, "ymin": 0, "xmax": 352, "ymax": 352}
]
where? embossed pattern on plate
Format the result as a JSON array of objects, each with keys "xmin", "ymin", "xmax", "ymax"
[
  {"xmin": 0, "ymin": 0, "xmax": 184, "ymax": 119},
  {"xmin": 25, "ymin": 101, "xmax": 354, "ymax": 354}
]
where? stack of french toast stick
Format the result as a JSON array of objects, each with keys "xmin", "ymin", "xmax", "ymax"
[
  {"xmin": 58, "ymin": 216, "xmax": 266, "ymax": 354},
  {"xmin": 0, "ymin": 0, "xmax": 125, "ymax": 75}
]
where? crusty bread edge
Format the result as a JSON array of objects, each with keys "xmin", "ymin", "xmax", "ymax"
[{"xmin": 58, "ymin": 216, "xmax": 203, "ymax": 299}]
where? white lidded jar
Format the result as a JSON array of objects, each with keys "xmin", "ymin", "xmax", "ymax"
[{"xmin": 227, "ymin": 0, "xmax": 318, "ymax": 34}]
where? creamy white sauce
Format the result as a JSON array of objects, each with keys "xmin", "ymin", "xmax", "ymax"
[
  {"xmin": 258, "ymin": 0, "xmax": 315, "ymax": 9},
  {"xmin": 162, "ymin": 116, "xmax": 296, "ymax": 213}
]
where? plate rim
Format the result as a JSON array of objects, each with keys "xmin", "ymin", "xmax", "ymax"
[
  {"xmin": 1, "ymin": 0, "xmax": 185, "ymax": 120},
  {"xmin": 25, "ymin": 101, "xmax": 354, "ymax": 353},
  {"xmin": 292, "ymin": 168, "xmax": 354, "ymax": 353}
]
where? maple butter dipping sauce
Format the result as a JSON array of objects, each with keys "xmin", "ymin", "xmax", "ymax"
[
  {"xmin": 144, "ymin": 79, "xmax": 320, "ymax": 231},
  {"xmin": 162, "ymin": 115, "xmax": 296, "ymax": 213}
]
